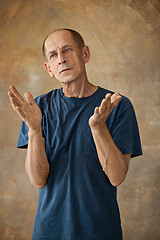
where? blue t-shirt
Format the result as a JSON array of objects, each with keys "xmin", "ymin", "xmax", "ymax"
[{"xmin": 17, "ymin": 87, "xmax": 142, "ymax": 240}]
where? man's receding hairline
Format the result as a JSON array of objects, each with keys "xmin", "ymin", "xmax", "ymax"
[
  {"xmin": 45, "ymin": 29, "xmax": 69, "ymax": 43},
  {"xmin": 42, "ymin": 28, "xmax": 85, "ymax": 60},
  {"xmin": 46, "ymin": 29, "xmax": 71, "ymax": 41},
  {"xmin": 44, "ymin": 29, "xmax": 72, "ymax": 49}
]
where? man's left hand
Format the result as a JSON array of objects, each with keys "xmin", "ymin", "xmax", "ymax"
[{"xmin": 89, "ymin": 92, "xmax": 122, "ymax": 128}]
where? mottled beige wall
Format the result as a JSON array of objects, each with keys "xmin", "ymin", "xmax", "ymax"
[{"xmin": 1, "ymin": 0, "xmax": 160, "ymax": 239}]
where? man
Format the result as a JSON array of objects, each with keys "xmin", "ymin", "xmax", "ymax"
[{"xmin": 8, "ymin": 28, "xmax": 142, "ymax": 240}]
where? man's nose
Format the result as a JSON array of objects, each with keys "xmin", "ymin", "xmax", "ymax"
[{"xmin": 58, "ymin": 52, "xmax": 67, "ymax": 65}]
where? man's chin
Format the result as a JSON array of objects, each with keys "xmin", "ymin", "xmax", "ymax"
[{"xmin": 58, "ymin": 76, "xmax": 78, "ymax": 85}]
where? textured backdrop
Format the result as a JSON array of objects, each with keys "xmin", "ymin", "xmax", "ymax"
[{"xmin": 0, "ymin": 0, "xmax": 160, "ymax": 239}]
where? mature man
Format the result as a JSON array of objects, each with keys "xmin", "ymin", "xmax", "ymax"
[{"xmin": 8, "ymin": 28, "xmax": 142, "ymax": 240}]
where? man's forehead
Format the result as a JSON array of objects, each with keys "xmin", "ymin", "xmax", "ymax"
[{"xmin": 45, "ymin": 30, "xmax": 75, "ymax": 49}]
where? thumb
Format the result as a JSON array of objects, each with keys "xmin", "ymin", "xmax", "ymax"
[{"xmin": 24, "ymin": 92, "xmax": 35, "ymax": 105}]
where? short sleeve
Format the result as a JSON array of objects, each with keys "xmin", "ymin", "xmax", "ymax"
[
  {"xmin": 17, "ymin": 121, "xmax": 29, "ymax": 148},
  {"xmin": 110, "ymin": 97, "xmax": 142, "ymax": 158}
]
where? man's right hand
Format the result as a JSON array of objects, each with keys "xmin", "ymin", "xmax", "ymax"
[{"xmin": 8, "ymin": 86, "xmax": 42, "ymax": 133}]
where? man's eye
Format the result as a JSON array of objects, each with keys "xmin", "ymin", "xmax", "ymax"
[
  {"xmin": 65, "ymin": 48, "xmax": 71, "ymax": 52},
  {"xmin": 50, "ymin": 54, "xmax": 56, "ymax": 58}
]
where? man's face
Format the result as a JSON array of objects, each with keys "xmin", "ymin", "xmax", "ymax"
[{"xmin": 44, "ymin": 30, "xmax": 89, "ymax": 84}]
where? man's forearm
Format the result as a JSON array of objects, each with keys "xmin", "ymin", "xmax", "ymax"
[
  {"xmin": 90, "ymin": 123, "xmax": 130, "ymax": 186},
  {"xmin": 25, "ymin": 129, "xmax": 50, "ymax": 189}
]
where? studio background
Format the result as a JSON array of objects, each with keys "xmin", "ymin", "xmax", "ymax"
[{"xmin": 0, "ymin": 0, "xmax": 160, "ymax": 239}]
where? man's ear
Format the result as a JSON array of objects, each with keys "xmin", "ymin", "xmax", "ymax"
[
  {"xmin": 44, "ymin": 62, "xmax": 54, "ymax": 77},
  {"xmin": 83, "ymin": 46, "xmax": 90, "ymax": 64}
]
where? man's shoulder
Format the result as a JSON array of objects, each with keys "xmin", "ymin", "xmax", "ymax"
[
  {"xmin": 34, "ymin": 88, "xmax": 61, "ymax": 111},
  {"xmin": 35, "ymin": 88, "xmax": 60, "ymax": 101},
  {"xmin": 98, "ymin": 86, "xmax": 114, "ymax": 95}
]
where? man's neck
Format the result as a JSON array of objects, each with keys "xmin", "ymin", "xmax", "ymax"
[{"xmin": 61, "ymin": 78, "xmax": 98, "ymax": 98}]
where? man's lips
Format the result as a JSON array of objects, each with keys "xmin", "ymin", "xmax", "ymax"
[{"xmin": 60, "ymin": 68, "xmax": 72, "ymax": 74}]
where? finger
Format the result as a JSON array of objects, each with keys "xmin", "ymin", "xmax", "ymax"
[
  {"xmin": 105, "ymin": 93, "xmax": 112, "ymax": 106},
  {"xmin": 99, "ymin": 93, "xmax": 111, "ymax": 115},
  {"xmin": 10, "ymin": 85, "xmax": 24, "ymax": 103},
  {"xmin": 99, "ymin": 98, "xmax": 108, "ymax": 115},
  {"xmin": 8, "ymin": 92, "xmax": 26, "ymax": 121},
  {"xmin": 94, "ymin": 107, "xmax": 100, "ymax": 116},
  {"xmin": 15, "ymin": 106, "xmax": 26, "ymax": 121},
  {"xmin": 101, "ymin": 93, "xmax": 112, "ymax": 107},
  {"xmin": 111, "ymin": 92, "xmax": 121, "ymax": 103},
  {"xmin": 102, "ymin": 93, "xmax": 121, "ymax": 116},
  {"xmin": 112, "ymin": 96, "xmax": 122, "ymax": 108},
  {"xmin": 105, "ymin": 93, "xmax": 112, "ymax": 100},
  {"xmin": 8, "ymin": 90, "xmax": 22, "ymax": 106},
  {"xmin": 8, "ymin": 91, "xmax": 22, "ymax": 111},
  {"xmin": 103, "ymin": 93, "xmax": 111, "ymax": 107},
  {"xmin": 111, "ymin": 93, "xmax": 122, "ymax": 107},
  {"xmin": 24, "ymin": 92, "xmax": 35, "ymax": 105}
]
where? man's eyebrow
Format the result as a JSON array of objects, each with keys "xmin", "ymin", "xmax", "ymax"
[
  {"xmin": 48, "ymin": 45, "xmax": 73, "ymax": 56},
  {"xmin": 61, "ymin": 44, "xmax": 73, "ymax": 50},
  {"xmin": 48, "ymin": 50, "xmax": 56, "ymax": 56}
]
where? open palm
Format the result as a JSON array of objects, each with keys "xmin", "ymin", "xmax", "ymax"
[
  {"xmin": 89, "ymin": 92, "xmax": 122, "ymax": 128},
  {"xmin": 8, "ymin": 86, "xmax": 42, "ymax": 132}
]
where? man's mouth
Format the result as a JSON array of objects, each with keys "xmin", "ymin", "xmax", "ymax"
[{"xmin": 60, "ymin": 68, "xmax": 72, "ymax": 74}]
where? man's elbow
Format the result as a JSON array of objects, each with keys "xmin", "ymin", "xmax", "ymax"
[
  {"xmin": 111, "ymin": 178, "xmax": 125, "ymax": 187},
  {"xmin": 109, "ymin": 169, "xmax": 129, "ymax": 187},
  {"xmin": 35, "ymin": 182, "xmax": 47, "ymax": 189},
  {"xmin": 25, "ymin": 169, "xmax": 48, "ymax": 189},
  {"xmin": 31, "ymin": 179, "xmax": 48, "ymax": 189}
]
